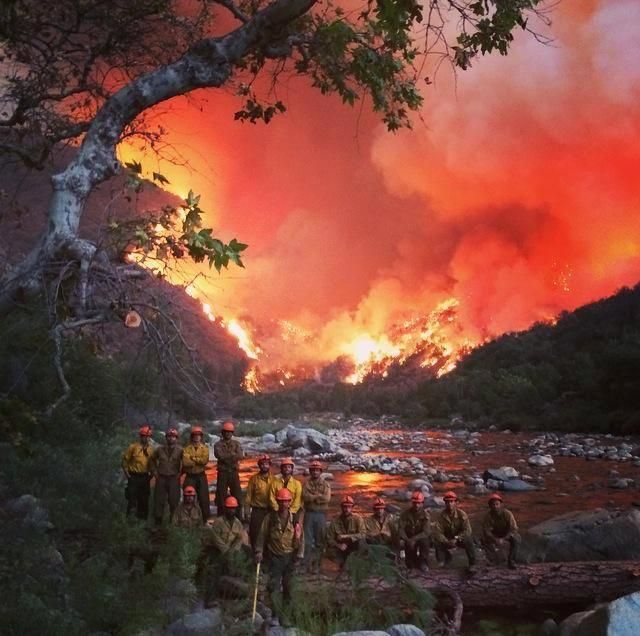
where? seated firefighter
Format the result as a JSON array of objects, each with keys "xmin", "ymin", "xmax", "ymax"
[
  {"xmin": 172, "ymin": 484, "xmax": 204, "ymax": 529},
  {"xmin": 326, "ymin": 495, "xmax": 366, "ymax": 568},
  {"xmin": 432, "ymin": 491, "xmax": 476, "ymax": 570},
  {"xmin": 481, "ymin": 493, "xmax": 520, "ymax": 569},
  {"xmin": 202, "ymin": 495, "xmax": 248, "ymax": 604},
  {"xmin": 398, "ymin": 490, "xmax": 431, "ymax": 573},
  {"xmin": 364, "ymin": 497, "xmax": 395, "ymax": 548}
]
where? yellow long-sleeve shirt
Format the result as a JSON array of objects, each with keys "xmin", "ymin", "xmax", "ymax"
[
  {"xmin": 182, "ymin": 443, "xmax": 209, "ymax": 474},
  {"xmin": 326, "ymin": 513, "xmax": 366, "ymax": 549},
  {"xmin": 482, "ymin": 508, "xmax": 518, "ymax": 540},
  {"xmin": 122, "ymin": 442, "xmax": 152, "ymax": 474},
  {"xmin": 256, "ymin": 511, "xmax": 303, "ymax": 558},
  {"xmin": 302, "ymin": 478, "xmax": 331, "ymax": 511},
  {"xmin": 206, "ymin": 516, "xmax": 246, "ymax": 554},
  {"xmin": 432, "ymin": 508, "xmax": 472, "ymax": 544},
  {"xmin": 269, "ymin": 475, "xmax": 303, "ymax": 514},
  {"xmin": 173, "ymin": 503, "xmax": 203, "ymax": 529},
  {"xmin": 245, "ymin": 472, "xmax": 274, "ymax": 513}
]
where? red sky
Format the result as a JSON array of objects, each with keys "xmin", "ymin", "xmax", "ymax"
[{"xmin": 124, "ymin": 0, "xmax": 640, "ymax": 370}]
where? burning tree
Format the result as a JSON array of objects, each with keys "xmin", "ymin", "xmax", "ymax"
[{"xmin": 0, "ymin": 0, "xmax": 547, "ymax": 409}]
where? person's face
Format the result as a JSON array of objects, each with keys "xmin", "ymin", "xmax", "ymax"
[
  {"xmin": 342, "ymin": 504, "xmax": 353, "ymax": 517},
  {"xmin": 167, "ymin": 434, "xmax": 177, "ymax": 446},
  {"xmin": 411, "ymin": 501, "xmax": 423, "ymax": 512},
  {"xmin": 444, "ymin": 498, "xmax": 457, "ymax": 512},
  {"xmin": 191, "ymin": 433, "xmax": 202, "ymax": 445},
  {"xmin": 277, "ymin": 499, "xmax": 291, "ymax": 513},
  {"xmin": 374, "ymin": 507, "xmax": 385, "ymax": 520},
  {"xmin": 222, "ymin": 430, "xmax": 233, "ymax": 440},
  {"xmin": 225, "ymin": 505, "xmax": 237, "ymax": 519},
  {"xmin": 184, "ymin": 495, "xmax": 196, "ymax": 507},
  {"xmin": 281, "ymin": 464, "xmax": 293, "ymax": 477},
  {"xmin": 489, "ymin": 499, "xmax": 502, "ymax": 512},
  {"xmin": 309, "ymin": 468, "xmax": 321, "ymax": 479},
  {"xmin": 140, "ymin": 435, "xmax": 149, "ymax": 446},
  {"xmin": 258, "ymin": 460, "xmax": 270, "ymax": 474}
]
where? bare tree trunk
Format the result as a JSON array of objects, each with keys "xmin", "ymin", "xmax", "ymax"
[
  {"xmin": 0, "ymin": 0, "xmax": 316, "ymax": 312},
  {"xmin": 308, "ymin": 561, "xmax": 640, "ymax": 608}
]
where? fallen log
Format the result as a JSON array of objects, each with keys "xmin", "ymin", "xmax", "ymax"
[{"xmin": 304, "ymin": 561, "xmax": 640, "ymax": 608}]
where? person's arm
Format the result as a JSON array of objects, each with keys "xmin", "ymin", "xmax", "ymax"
[
  {"xmin": 244, "ymin": 477, "xmax": 255, "ymax": 517},
  {"xmin": 294, "ymin": 521, "xmax": 304, "ymax": 559},
  {"xmin": 268, "ymin": 481, "xmax": 279, "ymax": 511},
  {"xmin": 397, "ymin": 512, "xmax": 409, "ymax": 543},
  {"xmin": 122, "ymin": 445, "xmax": 132, "ymax": 478},
  {"xmin": 197, "ymin": 445, "xmax": 210, "ymax": 467},
  {"xmin": 182, "ymin": 446, "xmax": 196, "ymax": 471},
  {"xmin": 208, "ymin": 522, "xmax": 229, "ymax": 554},
  {"xmin": 412, "ymin": 513, "xmax": 430, "ymax": 541},
  {"xmin": 343, "ymin": 516, "xmax": 366, "ymax": 541},
  {"xmin": 481, "ymin": 512, "xmax": 494, "ymax": 540},
  {"xmin": 232, "ymin": 440, "xmax": 244, "ymax": 461},
  {"xmin": 507, "ymin": 511, "xmax": 518, "ymax": 536},
  {"xmin": 302, "ymin": 483, "xmax": 316, "ymax": 506},
  {"xmin": 431, "ymin": 515, "xmax": 446, "ymax": 544},
  {"xmin": 457, "ymin": 511, "xmax": 472, "ymax": 540},
  {"xmin": 254, "ymin": 514, "xmax": 270, "ymax": 562},
  {"xmin": 317, "ymin": 481, "xmax": 331, "ymax": 506},
  {"xmin": 213, "ymin": 441, "xmax": 223, "ymax": 461},
  {"xmin": 325, "ymin": 519, "xmax": 338, "ymax": 549},
  {"xmin": 290, "ymin": 481, "xmax": 303, "ymax": 514}
]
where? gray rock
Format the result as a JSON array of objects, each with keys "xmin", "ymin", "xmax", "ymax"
[
  {"xmin": 331, "ymin": 632, "xmax": 390, "ymax": 636},
  {"xmin": 262, "ymin": 433, "xmax": 276, "ymax": 444},
  {"xmin": 501, "ymin": 479, "xmax": 537, "ymax": 492},
  {"xmin": 540, "ymin": 618, "xmax": 559, "ymax": 636},
  {"xmin": 165, "ymin": 608, "xmax": 222, "ymax": 636},
  {"xmin": 483, "ymin": 467, "xmax": 519, "ymax": 482},
  {"xmin": 521, "ymin": 508, "xmax": 640, "ymax": 562},
  {"xmin": 528, "ymin": 455, "xmax": 554, "ymax": 467},
  {"xmin": 386, "ymin": 625, "xmax": 425, "ymax": 636},
  {"xmin": 610, "ymin": 478, "xmax": 634, "ymax": 489},
  {"xmin": 5, "ymin": 494, "xmax": 53, "ymax": 531},
  {"xmin": 276, "ymin": 425, "xmax": 295, "ymax": 443}
]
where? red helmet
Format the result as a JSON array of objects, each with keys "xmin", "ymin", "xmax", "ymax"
[
  {"xmin": 341, "ymin": 495, "xmax": 355, "ymax": 506},
  {"xmin": 166, "ymin": 428, "xmax": 178, "ymax": 438},
  {"xmin": 411, "ymin": 491, "xmax": 425, "ymax": 503},
  {"xmin": 488, "ymin": 493, "xmax": 503, "ymax": 503},
  {"xmin": 139, "ymin": 425, "xmax": 152, "ymax": 437},
  {"xmin": 373, "ymin": 497, "xmax": 386, "ymax": 509},
  {"xmin": 276, "ymin": 488, "xmax": 292, "ymax": 501},
  {"xmin": 280, "ymin": 457, "xmax": 294, "ymax": 468},
  {"xmin": 221, "ymin": 421, "xmax": 235, "ymax": 432},
  {"xmin": 191, "ymin": 426, "xmax": 203, "ymax": 436},
  {"xmin": 183, "ymin": 486, "xmax": 196, "ymax": 497},
  {"xmin": 443, "ymin": 491, "xmax": 458, "ymax": 501},
  {"xmin": 225, "ymin": 496, "xmax": 239, "ymax": 508},
  {"xmin": 257, "ymin": 454, "xmax": 271, "ymax": 465},
  {"xmin": 309, "ymin": 460, "xmax": 322, "ymax": 470}
]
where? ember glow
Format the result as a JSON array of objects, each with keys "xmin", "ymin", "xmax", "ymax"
[{"xmin": 119, "ymin": 1, "xmax": 640, "ymax": 390}]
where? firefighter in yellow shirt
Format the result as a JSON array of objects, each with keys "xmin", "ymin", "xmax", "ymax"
[
  {"xmin": 432, "ymin": 491, "xmax": 476, "ymax": 570},
  {"xmin": 182, "ymin": 425, "xmax": 210, "ymax": 521},
  {"xmin": 481, "ymin": 493, "xmax": 520, "ymax": 568},
  {"xmin": 326, "ymin": 495, "xmax": 366, "ymax": 568},
  {"xmin": 244, "ymin": 454, "xmax": 274, "ymax": 550},
  {"xmin": 122, "ymin": 425, "xmax": 153, "ymax": 520},
  {"xmin": 268, "ymin": 458, "xmax": 303, "ymax": 522}
]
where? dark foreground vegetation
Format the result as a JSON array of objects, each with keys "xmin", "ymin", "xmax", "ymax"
[{"xmin": 235, "ymin": 284, "xmax": 640, "ymax": 434}]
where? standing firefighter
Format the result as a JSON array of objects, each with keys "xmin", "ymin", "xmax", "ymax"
[
  {"xmin": 269, "ymin": 458, "xmax": 303, "ymax": 522},
  {"xmin": 255, "ymin": 488, "xmax": 303, "ymax": 617},
  {"xmin": 173, "ymin": 485, "xmax": 203, "ymax": 529},
  {"xmin": 245, "ymin": 454, "xmax": 274, "ymax": 550},
  {"xmin": 326, "ymin": 495, "xmax": 366, "ymax": 568},
  {"xmin": 182, "ymin": 425, "xmax": 210, "ymax": 521},
  {"xmin": 365, "ymin": 497, "xmax": 395, "ymax": 548},
  {"xmin": 481, "ymin": 493, "xmax": 520, "ymax": 569},
  {"xmin": 214, "ymin": 421, "xmax": 244, "ymax": 518},
  {"xmin": 302, "ymin": 460, "xmax": 331, "ymax": 573},
  {"xmin": 150, "ymin": 427, "xmax": 183, "ymax": 525},
  {"xmin": 432, "ymin": 491, "xmax": 476, "ymax": 570},
  {"xmin": 122, "ymin": 425, "xmax": 153, "ymax": 520},
  {"xmin": 398, "ymin": 491, "xmax": 431, "ymax": 573}
]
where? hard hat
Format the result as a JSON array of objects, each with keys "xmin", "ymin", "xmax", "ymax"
[
  {"xmin": 139, "ymin": 425, "xmax": 152, "ymax": 437},
  {"xmin": 373, "ymin": 497, "xmax": 386, "ymax": 509},
  {"xmin": 191, "ymin": 426, "xmax": 203, "ymax": 436},
  {"xmin": 166, "ymin": 427, "xmax": 178, "ymax": 437},
  {"xmin": 443, "ymin": 491, "xmax": 458, "ymax": 501},
  {"xmin": 341, "ymin": 495, "xmax": 355, "ymax": 506},
  {"xmin": 275, "ymin": 488, "xmax": 292, "ymax": 501},
  {"xmin": 183, "ymin": 486, "xmax": 196, "ymax": 496},
  {"xmin": 309, "ymin": 460, "xmax": 322, "ymax": 470},
  {"xmin": 280, "ymin": 457, "xmax": 294, "ymax": 467},
  {"xmin": 257, "ymin": 454, "xmax": 271, "ymax": 465},
  {"xmin": 488, "ymin": 493, "xmax": 503, "ymax": 503},
  {"xmin": 221, "ymin": 421, "xmax": 235, "ymax": 432},
  {"xmin": 225, "ymin": 496, "xmax": 239, "ymax": 508},
  {"xmin": 411, "ymin": 491, "xmax": 425, "ymax": 503}
]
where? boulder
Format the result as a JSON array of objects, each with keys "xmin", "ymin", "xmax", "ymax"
[
  {"xmin": 305, "ymin": 429, "xmax": 334, "ymax": 452},
  {"xmin": 386, "ymin": 625, "xmax": 425, "ymax": 636},
  {"xmin": 165, "ymin": 608, "xmax": 222, "ymax": 636},
  {"xmin": 521, "ymin": 508, "xmax": 640, "ymax": 563},
  {"xmin": 501, "ymin": 479, "xmax": 537, "ymax": 492},
  {"xmin": 528, "ymin": 455, "xmax": 554, "ymax": 467},
  {"xmin": 559, "ymin": 592, "xmax": 640, "ymax": 635},
  {"xmin": 483, "ymin": 468, "xmax": 519, "ymax": 482},
  {"xmin": 5, "ymin": 494, "xmax": 52, "ymax": 531},
  {"xmin": 262, "ymin": 433, "xmax": 276, "ymax": 444}
]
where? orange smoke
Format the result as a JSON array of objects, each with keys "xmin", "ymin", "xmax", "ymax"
[{"xmin": 119, "ymin": 0, "xmax": 640, "ymax": 383}]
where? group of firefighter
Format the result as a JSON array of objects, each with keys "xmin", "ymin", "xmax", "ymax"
[{"xmin": 122, "ymin": 422, "xmax": 520, "ymax": 612}]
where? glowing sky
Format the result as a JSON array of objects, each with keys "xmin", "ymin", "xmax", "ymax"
[{"xmin": 125, "ymin": 0, "xmax": 640, "ymax": 370}]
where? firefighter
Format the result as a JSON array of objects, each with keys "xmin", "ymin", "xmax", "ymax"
[
  {"xmin": 122, "ymin": 425, "xmax": 153, "ymax": 520},
  {"xmin": 173, "ymin": 485, "xmax": 203, "ymax": 529},
  {"xmin": 398, "ymin": 491, "xmax": 431, "ymax": 572},
  {"xmin": 150, "ymin": 427, "xmax": 183, "ymax": 525},
  {"xmin": 302, "ymin": 459, "xmax": 331, "ymax": 572},
  {"xmin": 268, "ymin": 458, "xmax": 303, "ymax": 522},
  {"xmin": 365, "ymin": 497, "xmax": 395, "ymax": 548},
  {"xmin": 255, "ymin": 488, "xmax": 303, "ymax": 615},
  {"xmin": 213, "ymin": 421, "xmax": 244, "ymax": 518},
  {"xmin": 432, "ymin": 491, "xmax": 476, "ymax": 570},
  {"xmin": 481, "ymin": 493, "xmax": 520, "ymax": 569},
  {"xmin": 245, "ymin": 454, "xmax": 274, "ymax": 550},
  {"xmin": 182, "ymin": 425, "xmax": 210, "ymax": 521},
  {"xmin": 203, "ymin": 496, "xmax": 247, "ymax": 604},
  {"xmin": 326, "ymin": 495, "xmax": 366, "ymax": 568}
]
